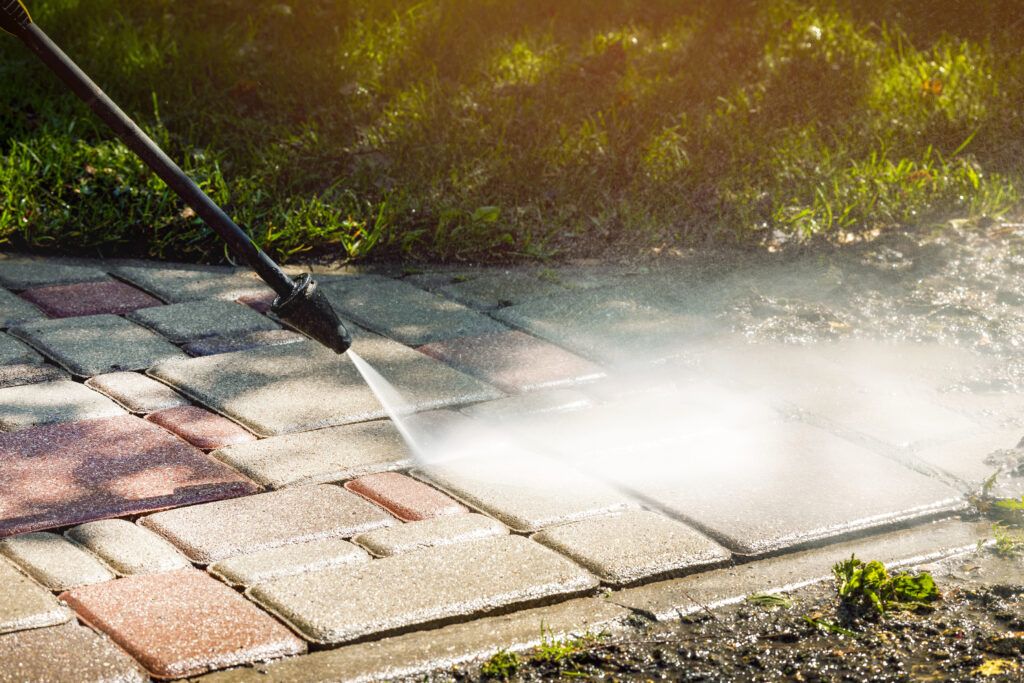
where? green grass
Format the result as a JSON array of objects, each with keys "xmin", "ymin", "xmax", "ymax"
[
  {"xmin": 1, "ymin": 0, "xmax": 1022, "ymax": 263},
  {"xmin": 832, "ymin": 555, "xmax": 940, "ymax": 617}
]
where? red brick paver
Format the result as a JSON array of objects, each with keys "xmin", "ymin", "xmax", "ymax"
[
  {"xmin": 20, "ymin": 281, "xmax": 163, "ymax": 318},
  {"xmin": 345, "ymin": 472, "xmax": 467, "ymax": 522},
  {"xmin": 0, "ymin": 415, "xmax": 257, "ymax": 538},
  {"xmin": 237, "ymin": 291, "xmax": 277, "ymax": 315},
  {"xmin": 60, "ymin": 569, "xmax": 305, "ymax": 679},
  {"xmin": 146, "ymin": 406, "xmax": 257, "ymax": 450}
]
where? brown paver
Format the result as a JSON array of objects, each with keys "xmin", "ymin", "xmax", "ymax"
[
  {"xmin": 182, "ymin": 330, "xmax": 305, "ymax": 357},
  {"xmin": 20, "ymin": 280, "xmax": 162, "ymax": 318},
  {"xmin": 146, "ymin": 406, "xmax": 256, "ymax": 450},
  {"xmin": 419, "ymin": 330, "xmax": 605, "ymax": 393},
  {"xmin": 209, "ymin": 537, "xmax": 369, "ymax": 587},
  {"xmin": 0, "ymin": 415, "xmax": 258, "ymax": 538},
  {"xmin": 0, "ymin": 362, "xmax": 67, "ymax": 389},
  {"xmin": 236, "ymin": 291, "xmax": 277, "ymax": 315},
  {"xmin": 139, "ymin": 485, "xmax": 394, "ymax": 564},
  {"xmin": 345, "ymin": 472, "xmax": 467, "ymax": 522},
  {"xmin": 0, "ymin": 557, "xmax": 70, "ymax": 634},
  {"xmin": 0, "ymin": 622, "xmax": 148, "ymax": 683},
  {"xmin": 0, "ymin": 531, "xmax": 114, "ymax": 591},
  {"xmin": 85, "ymin": 371, "xmax": 190, "ymax": 414},
  {"xmin": 67, "ymin": 519, "xmax": 192, "ymax": 576},
  {"xmin": 353, "ymin": 513, "xmax": 509, "ymax": 557},
  {"xmin": 60, "ymin": 569, "xmax": 306, "ymax": 679}
]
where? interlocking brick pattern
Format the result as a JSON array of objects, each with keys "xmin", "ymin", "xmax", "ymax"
[
  {"xmin": 66, "ymin": 519, "xmax": 192, "ymax": 576},
  {"xmin": 0, "ymin": 532, "xmax": 114, "ymax": 591}
]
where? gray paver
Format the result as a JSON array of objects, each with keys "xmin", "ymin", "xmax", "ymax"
[
  {"xmin": 149, "ymin": 338, "xmax": 502, "ymax": 437},
  {"xmin": 209, "ymin": 538, "xmax": 370, "ymax": 587},
  {"xmin": 111, "ymin": 265, "xmax": 271, "ymax": 302},
  {"xmin": 532, "ymin": 510, "xmax": 731, "ymax": 587},
  {"xmin": 0, "ymin": 532, "xmax": 114, "ymax": 591},
  {"xmin": 0, "ymin": 288, "xmax": 45, "ymax": 328},
  {"xmin": 0, "ymin": 332, "xmax": 40, "ymax": 365},
  {"xmin": 353, "ymin": 513, "xmax": 509, "ymax": 557},
  {"xmin": 0, "ymin": 622, "xmax": 148, "ymax": 683},
  {"xmin": 415, "ymin": 454, "xmax": 632, "ymax": 532},
  {"xmin": 66, "ymin": 519, "xmax": 192, "ymax": 576},
  {"xmin": 609, "ymin": 519, "xmax": 988, "ymax": 620},
  {"xmin": 0, "ymin": 260, "xmax": 107, "ymax": 290},
  {"xmin": 0, "ymin": 363, "xmax": 68, "ymax": 389},
  {"xmin": 10, "ymin": 314, "xmax": 186, "ymax": 377},
  {"xmin": 0, "ymin": 381, "xmax": 125, "ymax": 431},
  {"xmin": 434, "ymin": 270, "xmax": 569, "ymax": 310},
  {"xmin": 320, "ymin": 275, "xmax": 507, "ymax": 345},
  {"xmin": 0, "ymin": 557, "xmax": 70, "ymax": 634},
  {"xmin": 212, "ymin": 419, "xmax": 410, "ymax": 489},
  {"xmin": 85, "ymin": 371, "xmax": 190, "ymax": 413},
  {"xmin": 140, "ymin": 485, "xmax": 394, "ymax": 564},
  {"xmin": 248, "ymin": 535, "xmax": 599, "ymax": 645},
  {"xmin": 129, "ymin": 300, "xmax": 279, "ymax": 343}
]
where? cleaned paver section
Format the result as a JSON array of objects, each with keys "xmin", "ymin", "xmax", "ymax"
[
  {"xmin": 112, "ymin": 265, "xmax": 271, "ymax": 302},
  {"xmin": 0, "ymin": 362, "xmax": 68, "ymax": 389},
  {"xmin": 532, "ymin": 510, "xmax": 731, "ymax": 587},
  {"xmin": 0, "ymin": 287, "xmax": 45, "ymax": 328},
  {"xmin": 906, "ymin": 428, "xmax": 1024, "ymax": 489},
  {"xmin": 0, "ymin": 415, "xmax": 257, "ymax": 537},
  {"xmin": 150, "ymin": 338, "xmax": 502, "ymax": 437},
  {"xmin": 461, "ymin": 388, "xmax": 593, "ymax": 421},
  {"xmin": 0, "ymin": 557, "xmax": 70, "ymax": 634},
  {"xmin": 129, "ymin": 300, "xmax": 279, "ymax": 343},
  {"xmin": 10, "ymin": 314, "xmax": 186, "ymax": 377},
  {"xmin": 146, "ymin": 406, "xmax": 256, "ymax": 450},
  {"xmin": 67, "ymin": 519, "xmax": 192, "ymax": 576},
  {"xmin": 212, "ymin": 419, "xmax": 410, "ymax": 489},
  {"xmin": 416, "ymin": 454, "xmax": 632, "ymax": 532},
  {"xmin": 248, "ymin": 535, "xmax": 599, "ymax": 645},
  {"xmin": 61, "ymin": 569, "xmax": 306, "ymax": 679},
  {"xmin": 433, "ymin": 270, "xmax": 569, "ymax": 310},
  {"xmin": 345, "ymin": 472, "xmax": 467, "ymax": 522},
  {"xmin": 140, "ymin": 485, "xmax": 394, "ymax": 564},
  {"xmin": 0, "ymin": 622, "xmax": 148, "ymax": 683},
  {"xmin": 0, "ymin": 532, "xmax": 114, "ymax": 590},
  {"xmin": 0, "ymin": 380, "xmax": 124, "ymax": 431},
  {"xmin": 209, "ymin": 538, "xmax": 369, "ymax": 587},
  {"xmin": 353, "ymin": 513, "xmax": 509, "ymax": 557},
  {"xmin": 0, "ymin": 260, "xmax": 107, "ymax": 290},
  {"xmin": 419, "ymin": 330, "xmax": 604, "ymax": 393},
  {"xmin": 20, "ymin": 280, "xmax": 162, "ymax": 318},
  {"xmin": 86, "ymin": 371, "xmax": 189, "ymax": 413},
  {"xmin": 0, "ymin": 332, "xmax": 40, "ymax": 365},
  {"xmin": 183, "ymin": 329, "xmax": 305, "ymax": 357},
  {"xmin": 320, "ymin": 275, "xmax": 507, "ymax": 346}
]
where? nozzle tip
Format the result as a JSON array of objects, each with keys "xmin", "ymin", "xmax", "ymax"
[{"xmin": 271, "ymin": 274, "xmax": 352, "ymax": 354}]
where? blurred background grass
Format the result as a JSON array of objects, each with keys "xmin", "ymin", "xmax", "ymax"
[{"xmin": 0, "ymin": 0, "xmax": 1021, "ymax": 263}]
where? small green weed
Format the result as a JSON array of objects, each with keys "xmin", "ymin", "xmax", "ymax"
[
  {"xmin": 746, "ymin": 593, "xmax": 794, "ymax": 609},
  {"xmin": 481, "ymin": 650, "xmax": 520, "ymax": 680},
  {"xmin": 832, "ymin": 555, "xmax": 939, "ymax": 617},
  {"xmin": 992, "ymin": 523, "xmax": 1024, "ymax": 558}
]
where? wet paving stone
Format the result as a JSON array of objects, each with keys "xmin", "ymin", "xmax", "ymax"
[
  {"xmin": 146, "ymin": 406, "xmax": 256, "ymax": 450},
  {"xmin": 0, "ymin": 621, "xmax": 147, "ymax": 683},
  {"xmin": 10, "ymin": 314, "xmax": 187, "ymax": 377},
  {"xmin": 0, "ymin": 380, "xmax": 124, "ymax": 431},
  {"xmin": 85, "ymin": 371, "xmax": 189, "ymax": 414},
  {"xmin": 0, "ymin": 287, "xmax": 45, "ymax": 328},
  {"xmin": 247, "ymin": 535, "xmax": 598, "ymax": 645},
  {"xmin": 531, "ymin": 510, "xmax": 731, "ymax": 587},
  {"xmin": 139, "ymin": 485, "xmax": 394, "ymax": 564},
  {"xmin": 212, "ymin": 419, "xmax": 410, "ymax": 489},
  {"xmin": 907, "ymin": 428, "xmax": 1024, "ymax": 489},
  {"xmin": 345, "ymin": 472, "xmax": 467, "ymax": 522},
  {"xmin": 0, "ymin": 415, "xmax": 257, "ymax": 538},
  {"xmin": 209, "ymin": 537, "xmax": 369, "ymax": 587},
  {"xmin": 0, "ymin": 532, "xmax": 114, "ymax": 591},
  {"xmin": 0, "ymin": 260, "xmax": 107, "ymax": 290},
  {"xmin": 60, "ymin": 569, "xmax": 306, "ymax": 679},
  {"xmin": 183, "ymin": 329, "xmax": 305, "ymax": 357},
  {"xmin": 433, "ymin": 270, "xmax": 569, "ymax": 310},
  {"xmin": 67, "ymin": 519, "xmax": 193, "ymax": 576},
  {"xmin": 129, "ymin": 300, "xmax": 279, "ymax": 343},
  {"xmin": 149, "ymin": 337, "xmax": 501, "ymax": 437},
  {"xmin": 0, "ymin": 332, "xmax": 41, "ymax": 365},
  {"xmin": 111, "ymin": 265, "xmax": 271, "ymax": 303},
  {"xmin": 0, "ymin": 557, "xmax": 70, "ymax": 634},
  {"xmin": 461, "ymin": 388, "xmax": 593, "ymax": 421},
  {"xmin": 352, "ymin": 513, "xmax": 509, "ymax": 557},
  {"xmin": 20, "ymin": 280, "xmax": 162, "ymax": 318},
  {"xmin": 0, "ymin": 362, "xmax": 68, "ymax": 389},
  {"xmin": 418, "ymin": 330, "xmax": 605, "ymax": 394},
  {"xmin": 320, "ymin": 275, "xmax": 507, "ymax": 345}
]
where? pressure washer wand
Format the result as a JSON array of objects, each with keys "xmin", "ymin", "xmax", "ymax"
[{"xmin": 0, "ymin": 1, "xmax": 351, "ymax": 353}]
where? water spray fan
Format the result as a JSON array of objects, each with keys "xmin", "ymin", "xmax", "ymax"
[{"xmin": 0, "ymin": 1, "xmax": 352, "ymax": 354}]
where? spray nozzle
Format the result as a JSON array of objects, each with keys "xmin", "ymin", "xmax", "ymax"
[{"xmin": 271, "ymin": 273, "xmax": 352, "ymax": 354}]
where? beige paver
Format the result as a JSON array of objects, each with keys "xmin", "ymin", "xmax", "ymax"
[
  {"xmin": 85, "ymin": 371, "xmax": 190, "ymax": 413},
  {"xmin": 66, "ymin": 519, "xmax": 192, "ymax": 576},
  {"xmin": 353, "ymin": 513, "xmax": 509, "ymax": 557},
  {"xmin": 0, "ymin": 557, "xmax": 70, "ymax": 634},
  {"xmin": 0, "ymin": 532, "xmax": 114, "ymax": 591},
  {"xmin": 0, "ymin": 380, "xmax": 125, "ymax": 431},
  {"xmin": 0, "ymin": 622, "xmax": 147, "ymax": 683},
  {"xmin": 209, "ymin": 538, "xmax": 370, "ymax": 587}
]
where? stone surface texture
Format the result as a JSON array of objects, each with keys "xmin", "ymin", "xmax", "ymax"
[
  {"xmin": 353, "ymin": 513, "xmax": 509, "ymax": 557},
  {"xmin": 0, "ymin": 363, "xmax": 68, "ymax": 389},
  {"xmin": 0, "ymin": 622, "xmax": 148, "ymax": 683},
  {"xmin": 66, "ymin": 519, "xmax": 192, "ymax": 576},
  {"xmin": 209, "ymin": 537, "xmax": 369, "ymax": 587},
  {"xmin": 0, "ymin": 332, "xmax": 41, "ymax": 365},
  {"xmin": 112, "ymin": 266, "xmax": 270, "ymax": 303},
  {"xmin": 183, "ymin": 329, "xmax": 305, "ymax": 357},
  {"xmin": 0, "ymin": 415, "xmax": 255, "ymax": 537},
  {"xmin": 248, "ymin": 535, "xmax": 599, "ymax": 645},
  {"xmin": 129, "ymin": 300, "xmax": 279, "ymax": 343},
  {"xmin": 345, "ymin": 472, "xmax": 467, "ymax": 522},
  {"xmin": 10, "ymin": 314, "xmax": 186, "ymax": 377},
  {"xmin": 0, "ymin": 260, "xmax": 107, "ymax": 290},
  {"xmin": 0, "ymin": 557, "xmax": 69, "ymax": 634},
  {"xmin": 140, "ymin": 485, "xmax": 394, "ymax": 564},
  {"xmin": 0, "ymin": 380, "xmax": 124, "ymax": 432},
  {"xmin": 85, "ymin": 371, "xmax": 189, "ymax": 413},
  {"xmin": 0, "ymin": 288, "xmax": 45, "ymax": 328},
  {"xmin": 146, "ymin": 405, "xmax": 256, "ymax": 450},
  {"xmin": 60, "ymin": 569, "xmax": 306, "ymax": 679},
  {"xmin": 461, "ymin": 388, "xmax": 592, "ymax": 421},
  {"xmin": 19, "ymin": 280, "xmax": 162, "ymax": 318},
  {"xmin": 0, "ymin": 532, "xmax": 114, "ymax": 590},
  {"xmin": 433, "ymin": 270, "xmax": 569, "ymax": 310}
]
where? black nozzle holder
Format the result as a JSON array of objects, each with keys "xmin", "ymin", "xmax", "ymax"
[
  {"xmin": 2, "ymin": 1, "xmax": 352, "ymax": 353},
  {"xmin": 272, "ymin": 274, "xmax": 352, "ymax": 354}
]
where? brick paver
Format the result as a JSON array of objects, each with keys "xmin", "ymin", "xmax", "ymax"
[
  {"xmin": 236, "ymin": 290, "xmax": 277, "ymax": 314},
  {"xmin": 0, "ymin": 363, "xmax": 68, "ymax": 389},
  {"xmin": 20, "ymin": 280, "xmax": 162, "ymax": 318},
  {"xmin": 0, "ymin": 622, "xmax": 147, "ymax": 683},
  {"xmin": 433, "ymin": 270, "xmax": 569, "ymax": 310},
  {"xmin": 146, "ymin": 405, "xmax": 256, "ymax": 450},
  {"xmin": 10, "ymin": 314, "xmax": 186, "ymax": 377},
  {"xmin": 0, "ymin": 288, "xmax": 45, "ymax": 328},
  {"xmin": 0, "ymin": 532, "xmax": 114, "ymax": 591},
  {"xmin": 0, "ymin": 557, "xmax": 69, "ymax": 634},
  {"xmin": 67, "ymin": 519, "xmax": 192, "ymax": 576},
  {"xmin": 248, "ymin": 535, "xmax": 599, "ymax": 645},
  {"xmin": 0, "ymin": 415, "xmax": 256, "ymax": 537},
  {"xmin": 85, "ymin": 371, "xmax": 189, "ymax": 413},
  {"xmin": 183, "ymin": 329, "xmax": 305, "ymax": 357},
  {"xmin": 129, "ymin": 300, "xmax": 279, "ymax": 343},
  {"xmin": 0, "ymin": 260, "xmax": 107, "ymax": 290},
  {"xmin": 60, "ymin": 569, "xmax": 305, "ymax": 679},
  {"xmin": 111, "ymin": 265, "xmax": 270, "ymax": 303},
  {"xmin": 0, "ymin": 332, "xmax": 41, "ymax": 365},
  {"xmin": 139, "ymin": 485, "xmax": 394, "ymax": 564},
  {"xmin": 0, "ymin": 381, "xmax": 124, "ymax": 432},
  {"xmin": 345, "ymin": 472, "xmax": 467, "ymax": 521},
  {"xmin": 209, "ymin": 537, "xmax": 369, "ymax": 587},
  {"xmin": 353, "ymin": 513, "xmax": 509, "ymax": 557},
  {"xmin": 461, "ymin": 388, "xmax": 592, "ymax": 421}
]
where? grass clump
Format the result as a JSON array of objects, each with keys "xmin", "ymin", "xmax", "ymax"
[
  {"xmin": 832, "ymin": 554, "xmax": 940, "ymax": 617},
  {"xmin": 480, "ymin": 650, "xmax": 520, "ymax": 680}
]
